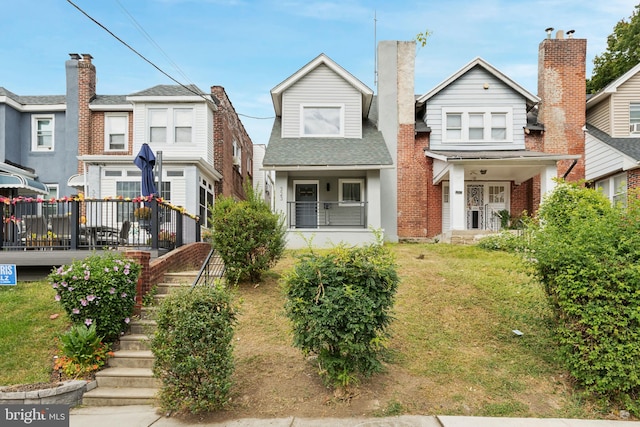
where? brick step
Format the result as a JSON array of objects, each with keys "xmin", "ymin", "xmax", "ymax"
[
  {"xmin": 95, "ymin": 367, "xmax": 160, "ymax": 388},
  {"xmin": 82, "ymin": 387, "xmax": 158, "ymax": 406},
  {"xmin": 107, "ymin": 350, "xmax": 154, "ymax": 369},
  {"xmin": 117, "ymin": 334, "xmax": 150, "ymax": 351}
]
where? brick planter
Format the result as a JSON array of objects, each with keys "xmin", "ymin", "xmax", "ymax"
[{"xmin": 0, "ymin": 380, "xmax": 95, "ymax": 407}]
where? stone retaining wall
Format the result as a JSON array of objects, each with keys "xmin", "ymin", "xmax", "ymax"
[{"xmin": 0, "ymin": 380, "xmax": 95, "ymax": 407}]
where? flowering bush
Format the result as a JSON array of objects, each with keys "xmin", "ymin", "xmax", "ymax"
[{"xmin": 49, "ymin": 252, "xmax": 141, "ymax": 342}]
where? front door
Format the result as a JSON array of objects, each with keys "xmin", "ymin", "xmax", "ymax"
[
  {"xmin": 295, "ymin": 182, "xmax": 318, "ymax": 228},
  {"xmin": 466, "ymin": 184, "xmax": 484, "ymax": 229}
]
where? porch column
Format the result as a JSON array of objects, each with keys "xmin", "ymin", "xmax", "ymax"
[
  {"xmin": 449, "ymin": 164, "xmax": 465, "ymax": 230},
  {"xmin": 366, "ymin": 170, "xmax": 381, "ymax": 229},
  {"xmin": 274, "ymin": 172, "xmax": 289, "ymax": 227},
  {"xmin": 540, "ymin": 164, "xmax": 557, "ymax": 198}
]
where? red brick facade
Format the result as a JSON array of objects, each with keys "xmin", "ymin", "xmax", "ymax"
[
  {"xmin": 397, "ymin": 124, "xmax": 430, "ymax": 238},
  {"xmin": 210, "ymin": 86, "xmax": 253, "ymax": 199},
  {"xmin": 77, "ymin": 54, "xmax": 96, "ymax": 172}
]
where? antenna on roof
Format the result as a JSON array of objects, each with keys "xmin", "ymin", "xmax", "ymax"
[{"xmin": 374, "ymin": 10, "xmax": 378, "ymax": 88}]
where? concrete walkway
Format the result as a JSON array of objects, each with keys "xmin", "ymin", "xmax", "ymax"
[{"xmin": 70, "ymin": 405, "xmax": 640, "ymax": 427}]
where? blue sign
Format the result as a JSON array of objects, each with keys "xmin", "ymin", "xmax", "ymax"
[{"xmin": 0, "ymin": 264, "xmax": 17, "ymax": 285}]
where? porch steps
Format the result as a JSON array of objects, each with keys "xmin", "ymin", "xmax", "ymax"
[{"xmin": 81, "ymin": 270, "xmax": 200, "ymax": 407}]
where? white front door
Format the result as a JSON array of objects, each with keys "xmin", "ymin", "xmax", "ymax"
[{"xmin": 466, "ymin": 183, "xmax": 509, "ymax": 230}]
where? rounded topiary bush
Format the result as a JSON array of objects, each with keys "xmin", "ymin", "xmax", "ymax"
[
  {"xmin": 49, "ymin": 252, "xmax": 141, "ymax": 342},
  {"xmin": 151, "ymin": 283, "xmax": 237, "ymax": 414}
]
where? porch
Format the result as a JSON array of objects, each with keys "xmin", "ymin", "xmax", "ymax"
[{"xmin": 1, "ymin": 196, "xmax": 201, "ymax": 267}]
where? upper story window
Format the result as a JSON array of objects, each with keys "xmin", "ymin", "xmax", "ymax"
[
  {"xmin": 105, "ymin": 113, "xmax": 128, "ymax": 151},
  {"xmin": 630, "ymin": 103, "xmax": 640, "ymax": 134},
  {"xmin": 301, "ymin": 105, "xmax": 344, "ymax": 137},
  {"xmin": 148, "ymin": 106, "xmax": 194, "ymax": 144},
  {"xmin": 443, "ymin": 108, "xmax": 512, "ymax": 143},
  {"xmin": 232, "ymin": 140, "xmax": 242, "ymax": 173},
  {"xmin": 32, "ymin": 115, "xmax": 54, "ymax": 151}
]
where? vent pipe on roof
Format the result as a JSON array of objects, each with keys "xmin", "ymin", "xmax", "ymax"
[{"xmin": 545, "ymin": 27, "xmax": 554, "ymax": 39}]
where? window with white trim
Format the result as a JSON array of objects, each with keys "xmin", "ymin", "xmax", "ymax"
[
  {"xmin": 148, "ymin": 106, "xmax": 194, "ymax": 144},
  {"xmin": 338, "ymin": 179, "xmax": 364, "ymax": 204},
  {"xmin": 630, "ymin": 103, "xmax": 640, "ymax": 134},
  {"xmin": 595, "ymin": 173, "xmax": 627, "ymax": 207},
  {"xmin": 105, "ymin": 113, "xmax": 128, "ymax": 151},
  {"xmin": 232, "ymin": 140, "xmax": 241, "ymax": 173},
  {"xmin": 443, "ymin": 108, "xmax": 512, "ymax": 143},
  {"xmin": 32, "ymin": 115, "xmax": 54, "ymax": 151},
  {"xmin": 301, "ymin": 105, "xmax": 344, "ymax": 137}
]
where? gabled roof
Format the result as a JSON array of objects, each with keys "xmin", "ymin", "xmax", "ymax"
[
  {"xmin": 270, "ymin": 53, "xmax": 373, "ymax": 117},
  {"xmin": 416, "ymin": 57, "xmax": 539, "ymax": 108},
  {"xmin": 587, "ymin": 62, "xmax": 640, "ymax": 107},
  {"xmin": 586, "ymin": 124, "xmax": 640, "ymax": 161}
]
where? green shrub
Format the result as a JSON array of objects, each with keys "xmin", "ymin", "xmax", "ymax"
[
  {"xmin": 477, "ymin": 231, "xmax": 526, "ymax": 252},
  {"xmin": 283, "ymin": 241, "xmax": 399, "ymax": 388},
  {"xmin": 49, "ymin": 252, "xmax": 141, "ymax": 342},
  {"xmin": 55, "ymin": 323, "xmax": 111, "ymax": 378},
  {"xmin": 151, "ymin": 283, "xmax": 237, "ymax": 414},
  {"xmin": 530, "ymin": 181, "xmax": 640, "ymax": 410},
  {"xmin": 211, "ymin": 185, "xmax": 286, "ymax": 283}
]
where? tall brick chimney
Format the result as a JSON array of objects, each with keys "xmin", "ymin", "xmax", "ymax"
[
  {"xmin": 537, "ymin": 30, "xmax": 586, "ymax": 181},
  {"xmin": 77, "ymin": 54, "xmax": 96, "ymax": 163}
]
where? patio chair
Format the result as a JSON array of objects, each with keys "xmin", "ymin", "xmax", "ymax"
[
  {"xmin": 50, "ymin": 214, "xmax": 72, "ymax": 244},
  {"xmin": 21, "ymin": 214, "xmax": 48, "ymax": 241}
]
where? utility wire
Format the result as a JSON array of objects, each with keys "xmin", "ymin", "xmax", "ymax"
[{"xmin": 68, "ymin": 0, "xmax": 275, "ymax": 120}]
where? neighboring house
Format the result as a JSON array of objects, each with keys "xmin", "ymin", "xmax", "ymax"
[
  {"xmin": 262, "ymin": 53, "xmax": 394, "ymax": 248},
  {"xmin": 0, "ymin": 88, "xmax": 68, "ymax": 199},
  {"xmin": 585, "ymin": 62, "xmax": 640, "ymax": 204},
  {"xmin": 252, "ymin": 144, "xmax": 275, "ymax": 209},
  {"xmin": 0, "ymin": 53, "xmax": 252, "ymax": 230},
  {"xmin": 265, "ymin": 34, "xmax": 588, "ymax": 248}
]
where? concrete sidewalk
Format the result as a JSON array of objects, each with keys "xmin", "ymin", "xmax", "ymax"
[{"xmin": 69, "ymin": 405, "xmax": 640, "ymax": 427}]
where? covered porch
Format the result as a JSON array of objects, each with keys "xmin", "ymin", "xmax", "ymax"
[
  {"xmin": 272, "ymin": 169, "xmax": 384, "ymax": 249},
  {"xmin": 426, "ymin": 150, "xmax": 581, "ymax": 237}
]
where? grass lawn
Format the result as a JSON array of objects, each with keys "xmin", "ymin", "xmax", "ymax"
[{"xmin": 0, "ymin": 279, "xmax": 69, "ymax": 385}]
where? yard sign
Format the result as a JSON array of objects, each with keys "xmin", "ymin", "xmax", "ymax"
[{"xmin": 0, "ymin": 264, "xmax": 17, "ymax": 285}]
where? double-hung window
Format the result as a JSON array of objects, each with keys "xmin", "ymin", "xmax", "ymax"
[
  {"xmin": 32, "ymin": 115, "xmax": 54, "ymax": 151},
  {"xmin": 443, "ymin": 108, "xmax": 512, "ymax": 143},
  {"xmin": 301, "ymin": 105, "xmax": 344, "ymax": 137},
  {"xmin": 105, "ymin": 113, "xmax": 128, "ymax": 151},
  {"xmin": 148, "ymin": 106, "xmax": 194, "ymax": 144},
  {"xmin": 630, "ymin": 103, "xmax": 640, "ymax": 134},
  {"xmin": 595, "ymin": 173, "xmax": 627, "ymax": 207}
]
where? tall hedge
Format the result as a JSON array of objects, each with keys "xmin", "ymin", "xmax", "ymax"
[
  {"xmin": 151, "ymin": 284, "xmax": 237, "ymax": 414},
  {"xmin": 211, "ymin": 185, "xmax": 286, "ymax": 283},
  {"xmin": 531, "ymin": 182, "xmax": 640, "ymax": 409},
  {"xmin": 283, "ymin": 241, "xmax": 399, "ymax": 388}
]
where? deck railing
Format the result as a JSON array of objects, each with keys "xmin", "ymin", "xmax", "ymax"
[
  {"xmin": 0, "ymin": 196, "xmax": 200, "ymax": 252},
  {"xmin": 286, "ymin": 201, "xmax": 367, "ymax": 229}
]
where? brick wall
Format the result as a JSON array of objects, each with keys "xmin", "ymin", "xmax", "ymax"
[
  {"xmin": 629, "ymin": 169, "xmax": 640, "ymax": 192},
  {"xmin": 128, "ymin": 242, "xmax": 212, "ymax": 313},
  {"xmin": 210, "ymin": 86, "xmax": 253, "ymax": 200},
  {"xmin": 537, "ymin": 37, "xmax": 586, "ymax": 182},
  {"xmin": 77, "ymin": 54, "xmax": 96, "ymax": 173}
]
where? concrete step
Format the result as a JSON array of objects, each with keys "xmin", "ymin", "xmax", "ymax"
[
  {"xmin": 129, "ymin": 319, "xmax": 156, "ymax": 335},
  {"xmin": 161, "ymin": 271, "xmax": 199, "ymax": 284},
  {"xmin": 108, "ymin": 350, "xmax": 154, "ymax": 369},
  {"xmin": 82, "ymin": 387, "xmax": 158, "ymax": 406},
  {"xmin": 95, "ymin": 367, "xmax": 160, "ymax": 388},
  {"xmin": 155, "ymin": 281, "xmax": 189, "ymax": 295},
  {"xmin": 118, "ymin": 334, "xmax": 150, "ymax": 351}
]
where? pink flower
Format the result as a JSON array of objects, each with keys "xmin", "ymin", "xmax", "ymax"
[
  {"xmin": 121, "ymin": 292, "xmax": 127, "ymax": 298},
  {"xmin": 80, "ymin": 299, "xmax": 87, "ymax": 306},
  {"xmin": 84, "ymin": 318, "xmax": 92, "ymax": 326},
  {"xmin": 124, "ymin": 269, "xmax": 130, "ymax": 275},
  {"xmin": 104, "ymin": 267, "xmax": 109, "ymax": 272},
  {"xmin": 124, "ymin": 317, "xmax": 130, "ymax": 324},
  {"xmin": 87, "ymin": 294, "xmax": 96, "ymax": 302},
  {"xmin": 109, "ymin": 287, "xmax": 116, "ymax": 294},
  {"xmin": 52, "ymin": 283, "xmax": 58, "ymax": 289},
  {"xmin": 113, "ymin": 266, "xmax": 119, "ymax": 272},
  {"xmin": 68, "ymin": 287, "xmax": 74, "ymax": 292},
  {"xmin": 72, "ymin": 308, "xmax": 80, "ymax": 314},
  {"xmin": 54, "ymin": 294, "xmax": 61, "ymax": 301},
  {"xmin": 61, "ymin": 282, "xmax": 68, "ymax": 288}
]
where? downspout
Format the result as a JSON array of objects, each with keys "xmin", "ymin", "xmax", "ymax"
[{"xmin": 562, "ymin": 159, "xmax": 578, "ymax": 179}]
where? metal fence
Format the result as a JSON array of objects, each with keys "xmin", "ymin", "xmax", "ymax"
[
  {"xmin": 0, "ymin": 196, "xmax": 199, "ymax": 252},
  {"xmin": 286, "ymin": 201, "xmax": 367, "ymax": 229}
]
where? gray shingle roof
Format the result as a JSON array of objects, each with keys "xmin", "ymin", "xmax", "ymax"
[
  {"xmin": 263, "ymin": 118, "xmax": 392, "ymax": 167},
  {"xmin": 129, "ymin": 84, "xmax": 205, "ymax": 97},
  {"xmin": 0, "ymin": 87, "xmax": 65, "ymax": 105},
  {"xmin": 91, "ymin": 95, "xmax": 129, "ymax": 105},
  {"xmin": 586, "ymin": 124, "xmax": 640, "ymax": 161}
]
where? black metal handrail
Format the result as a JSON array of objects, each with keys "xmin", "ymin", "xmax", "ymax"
[{"xmin": 191, "ymin": 247, "xmax": 226, "ymax": 288}]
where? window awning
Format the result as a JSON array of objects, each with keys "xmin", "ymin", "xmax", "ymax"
[
  {"xmin": 67, "ymin": 173, "xmax": 86, "ymax": 189},
  {"xmin": 0, "ymin": 172, "xmax": 49, "ymax": 195}
]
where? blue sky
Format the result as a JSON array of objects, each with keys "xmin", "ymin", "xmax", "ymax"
[{"xmin": 1, "ymin": 0, "xmax": 638, "ymax": 145}]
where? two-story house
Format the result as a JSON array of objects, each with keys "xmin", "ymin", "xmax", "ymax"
[
  {"xmin": 0, "ymin": 54, "xmax": 253, "ymax": 231},
  {"xmin": 266, "ymin": 35, "xmax": 586, "ymax": 248},
  {"xmin": 585, "ymin": 62, "xmax": 640, "ymax": 203},
  {"xmin": 263, "ymin": 53, "xmax": 394, "ymax": 248}
]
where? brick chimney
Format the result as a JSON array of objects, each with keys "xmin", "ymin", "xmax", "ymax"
[{"xmin": 537, "ymin": 30, "xmax": 586, "ymax": 181}]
